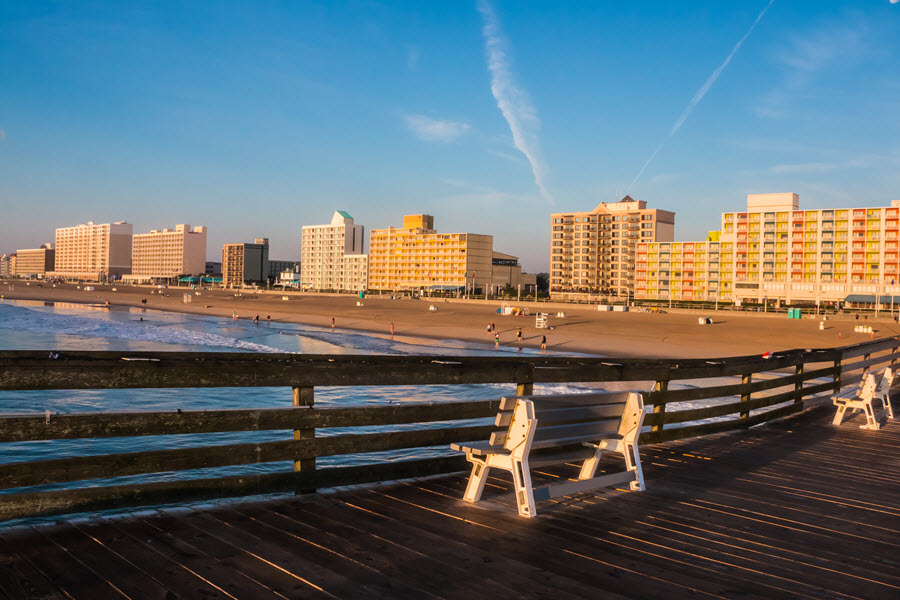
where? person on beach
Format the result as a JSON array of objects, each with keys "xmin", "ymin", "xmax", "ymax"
[
  {"xmin": 104, "ymin": 299, "xmax": 110, "ymax": 308},
  {"xmin": 516, "ymin": 328, "xmax": 523, "ymax": 343},
  {"xmin": 390, "ymin": 323, "xmax": 394, "ymax": 336},
  {"xmin": 266, "ymin": 314, "xmax": 271, "ymax": 326},
  {"xmin": 541, "ymin": 335, "xmax": 547, "ymax": 350},
  {"xmin": 486, "ymin": 323, "xmax": 492, "ymax": 334},
  {"xmin": 254, "ymin": 315, "xmax": 259, "ymax": 325},
  {"xmin": 331, "ymin": 317, "xmax": 335, "ymax": 329},
  {"xmin": 490, "ymin": 322, "xmax": 495, "ymax": 332},
  {"xmin": 494, "ymin": 333, "xmax": 500, "ymax": 347}
]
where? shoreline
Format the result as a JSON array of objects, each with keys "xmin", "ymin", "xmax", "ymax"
[{"xmin": 4, "ymin": 282, "xmax": 899, "ymax": 359}]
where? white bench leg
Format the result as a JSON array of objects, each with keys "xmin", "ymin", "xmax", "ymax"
[
  {"xmin": 624, "ymin": 442, "xmax": 645, "ymax": 491},
  {"xmin": 577, "ymin": 449, "xmax": 602, "ymax": 480},
  {"xmin": 511, "ymin": 459, "xmax": 536, "ymax": 518},
  {"xmin": 861, "ymin": 403, "xmax": 880, "ymax": 430},
  {"xmin": 832, "ymin": 404, "xmax": 848, "ymax": 426},
  {"xmin": 463, "ymin": 459, "xmax": 490, "ymax": 503}
]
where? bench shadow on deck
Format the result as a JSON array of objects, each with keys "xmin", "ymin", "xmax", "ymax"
[{"xmin": 1, "ymin": 404, "xmax": 899, "ymax": 600}]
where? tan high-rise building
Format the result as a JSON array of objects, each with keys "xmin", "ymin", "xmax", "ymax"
[
  {"xmin": 550, "ymin": 196, "xmax": 675, "ymax": 299},
  {"xmin": 222, "ymin": 238, "xmax": 269, "ymax": 287},
  {"xmin": 368, "ymin": 214, "xmax": 494, "ymax": 292},
  {"xmin": 127, "ymin": 224, "xmax": 207, "ymax": 282},
  {"xmin": 50, "ymin": 221, "xmax": 133, "ymax": 281},
  {"xmin": 14, "ymin": 244, "xmax": 55, "ymax": 277},
  {"xmin": 300, "ymin": 211, "xmax": 366, "ymax": 292}
]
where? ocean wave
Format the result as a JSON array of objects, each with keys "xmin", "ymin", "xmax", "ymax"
[{"xmin": 0, "ymin": 303, "xmax": 280, "ymax": 352}]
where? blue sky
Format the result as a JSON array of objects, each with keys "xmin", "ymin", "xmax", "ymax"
[{"xmin": 2, "ymin": 1, "xmax": 899, "ymax": 271}]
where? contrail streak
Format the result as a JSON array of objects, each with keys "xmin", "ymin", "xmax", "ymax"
[
  {"xmin": 477, "ymin": 0, "xmax": 554, "ymax": 204},
  {"xmin": 629, "ymin": 0, "xmax": 775, "ymax": 192}
]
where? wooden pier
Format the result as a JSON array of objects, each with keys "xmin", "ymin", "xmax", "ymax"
[
  {"xmin": 1, "ymin": 339, "xmax": 899, "ymax": 598},
  {"xmin": 1, "ymin": 405, "xmax": 898, "ymax": 599}
]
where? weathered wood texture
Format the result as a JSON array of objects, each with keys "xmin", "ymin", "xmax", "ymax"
[
  {"xmin": 1, "ymin": 405, "xmax": 897, "ymax": 600},
  {"xmin": 1, "ymin": 337, "xmax": 897, "ymax": 521}
]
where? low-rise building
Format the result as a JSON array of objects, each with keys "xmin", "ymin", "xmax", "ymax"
[
  {"xmin": 222, "ymin": 238, "xmax": 269, "ymax": 287},
  {"xmin": 13, "ymin": 244, "xmax": 55, "ymax": 277},
  {"xmin": 268, "ymin": 260, "xmax": 299, "ymax": 283},
  {"xmin": 0, "ymin": 254, "xmax": 13, "ymax": 278}
]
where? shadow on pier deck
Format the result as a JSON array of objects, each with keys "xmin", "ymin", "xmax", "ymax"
[{"xmin": 2, "ymin": 403, "xmax": 898, "ymax": 600}]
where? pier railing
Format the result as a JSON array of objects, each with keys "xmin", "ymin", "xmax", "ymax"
[{"xmin": 1, "ymin": 336, "xmax": 898, "ymax": 521}]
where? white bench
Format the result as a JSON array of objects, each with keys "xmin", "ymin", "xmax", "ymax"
[
  {"xmin": 832, "ymin": 368, "xmax": 895, "ymax": 430},
  {"xmin": 451, "ymin": 391, "xmax": 645, "ymax": 517}
]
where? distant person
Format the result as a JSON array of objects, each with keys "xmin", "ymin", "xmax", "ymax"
[
  {"xmin": 486, "ymin": 323, "xmax": 492, "ymax": 334},
  {"xmin": 390, "ymin": 322, "xmax": 395, "ymax": 336},
  {"xmin": 104, "ymin": 299, "xmax": 110, "ymax": 308},
  {"xmin": 516, "ymin": 328, "xmax": 523, "ymax": 343},
  {"xmin": 541, "ymin": 335, "xmax": 547, "ymax": 350},
  {"xmin": 266, "ymin": 314, "xmax": 271, "ymax": 326},
  {"xmin": 254, "ymin": 315, "xmax": 259, "ymax": 325},
  {"xmin": 490, "ymin": 322, "xmax": 495, "ymax": 332},
  {"xmin": 331, "ymin": 317, "xmax": 335, "ymax": 329},
  {"xmin": 494, "ymin": 333, "xmax": 500, "ymax": 347}
]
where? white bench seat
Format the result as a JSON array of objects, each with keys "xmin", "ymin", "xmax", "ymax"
[{"xmin": 451, "ymin": 391, "xmax": 645, "ymax": 517}]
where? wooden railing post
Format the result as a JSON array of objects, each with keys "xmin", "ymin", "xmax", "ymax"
[
  {"xmin": 794, "ymin": 361, "xmax": 804, "ymax": 406},
  {"xmin": 516, "ymin": 365, "xmax": 534, "ymax": 396},
  {"xmin": 833, "ymin": 357, "xmax": 842, "ymax": 394},
  {"xmin": 292, "ymin": 386, "xmax": 315, "ymax": 494},
  {"xmin": 739, "ymin": 373, "xmax": 752, "ymax": 422},
  {"xmin": 651, "ymin": 379, "xmax": 668, "ymax": 434}
]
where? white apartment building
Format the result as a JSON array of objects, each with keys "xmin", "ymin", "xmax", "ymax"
[
  {"xmin": 301, "ymin": 211, "xmax": 367, "ymax": 292},
  {"xmin": 127, "ymin": 224, "xmax": 207, "ymax": 282},
  {"xmin": 50, "ymin": 221, "xmax": 133, "ymax": 281}
]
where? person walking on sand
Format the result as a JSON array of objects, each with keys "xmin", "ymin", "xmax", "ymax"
[
  {"xmin": 490, "ymin": 321, "xmax": 495, "ymax": 332},
  {"xmin": 266, "ymin": 314, "xmax": 271, "ymax": 326},
  {"xmin": 390, "ymin": 322, "xmax": 394, "ymax": 336},
  {"xmin": 541, "ymin": 335, "xmax": 547, "ymax": 350},
  {"xmin": 516, "ymin": 328, "xmax": 523, "ymax": 343},
  {"xmin": 331, "ymin": 317, "xmax": 335, "ymax": 329},
  {"xmin": 494, "ymin": 333, "xmax": 500, "ymax": 347}
]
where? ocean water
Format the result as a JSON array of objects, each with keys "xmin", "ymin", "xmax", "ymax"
[{"xmin": 0, "ymin": 299, "xmax": 594, "ymax": 500}]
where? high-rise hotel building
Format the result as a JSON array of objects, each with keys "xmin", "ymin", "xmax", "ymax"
[
  {"xmin": 128, "ymin": 224, "xmax": 207, "ymax": 282},
  {"xmin": 300, "ymin": 211, "xmax": 367, "ymax": 292},
  {"xmin": 222, "ymin": 238, "xmax": 269, "ymax": 287},
  {"xmin": 635, "ymin": 193, "xmax": 900, "ymax": 306},
  {"xmin": 550, "ymin": 197, "xmax": 675, "ymax": 299},
  {"xmin": 368, "ymin": 214, "xmax": 495, "ymax": 292},
  {"xmin": 50, "ymin": 221, "xmax": 133, "ymax": 281}
]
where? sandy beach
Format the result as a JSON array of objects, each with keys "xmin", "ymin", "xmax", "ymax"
[{"xmin": 3, "ymin": 281, "xmax": 897, "ymax": 358}]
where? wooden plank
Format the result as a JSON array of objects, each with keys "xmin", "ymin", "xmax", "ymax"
[
  {"xmin": 0, "ymin": 533, "xmax": 66, "ymax": 600},
  {"xmin": 531, "ymin": 404, "xmax": 627, "ymax": 424},
  {"xmin": 0, "ymin": 424, "xmax": 496, "ymax": 490},
  {"xmin": 36, "ymin": 522, "xmax": 178, "ymax": 600},
  {"xmin": 532, "ymin": 420, "xmax": 621, "ymax": 444},
  {"xmin": 649, "ymin": 402, "xmax": 803, "ymax": 444},
  {"xmin": 525, "ymin": 391, "xmax": 634, "ymax": 405},
  {"xmin": 0, "ymin": 527, "xmax": 124, "ymax": 600},
  {"xmin": 0, "ymin": 455, "xmax": 469, "ymax": 521},
  {"xmin": 0, "ymin": 399, "xmax": 502, "ymax": 442}
]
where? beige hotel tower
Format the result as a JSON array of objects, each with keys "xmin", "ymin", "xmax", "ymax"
[
  {"xmin": 49, "ymin": 221, "xmax": 133, "ymax": 281},
  {"xmin": 550, "ymin": 197, "xmax": 675, "ymax": 299},
  {"xmin": 128, "ymin": 224, "xmax": 207, "ymax": 282}
]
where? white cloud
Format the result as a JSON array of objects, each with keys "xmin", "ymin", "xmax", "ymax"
[
  {"xmin": 477, "ymin": 0, "xmax": 554, "ymax": 204},
  {"xmin": 403, "ymin": 114, "xmax": 471, "ymax": 142},
  {"xmin": 757, "ymin": 18, "xmax": 869, "ymax": 118},
  {"xmin": 406, "ymin": 45, "xmax": 420, "ymax": 69},
  {"xmin": 770, "ymin": 162, "xmax": 835, "ymax": 174}
]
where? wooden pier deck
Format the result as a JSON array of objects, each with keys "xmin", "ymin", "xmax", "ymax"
[{"xmin": 1, "ymin": 403, "xmax": 898, "ymax": 600}]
